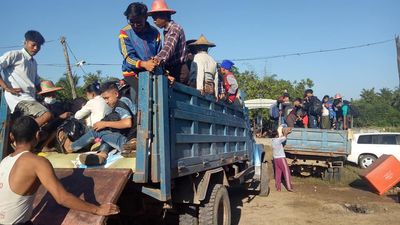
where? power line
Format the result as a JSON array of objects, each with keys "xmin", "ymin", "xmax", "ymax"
[
  {"xmin": 228, "ymin": 38, "xmax": 394, "ymax": 62},
  {"xmin": 37, "ymin": 37, "xmax": 395, "ymax": 67},
  {"xmin": 65, "ymin": 41, "xmax": 88, "ymax": 75}
]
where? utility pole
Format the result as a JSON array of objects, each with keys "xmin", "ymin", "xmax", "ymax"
[
  {"xmin": 396, "ymin": 35, "xmax": 400, "ymax": 88},
  {"xmin": 60, "ymin": 36, "xmax": 77, "ymax": 99}
]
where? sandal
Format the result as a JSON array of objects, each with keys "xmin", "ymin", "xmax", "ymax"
[
  {"xmin": 122, "ymin": 138, "xmax": 136, "ymax": 157},
  {"xmin": 79, "ymin": 154, "xmax": 106, "ymax": 166},
  {"xmin": 56, "ymin": 129, "xmax": 74, "ymax": 154}
]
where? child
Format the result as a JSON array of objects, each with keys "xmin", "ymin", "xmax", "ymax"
[
  {"xmin": 74, "ymin": 81, "xmax": 111, "ymax": 127},
  {"xmin": 271, "ymin": 126, "xmax": 293, "ymax": 192}
]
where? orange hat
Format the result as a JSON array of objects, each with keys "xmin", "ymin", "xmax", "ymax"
[
  {"xmin": 334, "ymin": 93, "xmax": 343, "ymax": 99},
  {"xmin": 38, "ymin": 80, "xmax": 63, "ymax": 95},
  {"xmin": 148, "ymin": 0, "xmax": 176, "ymax": 15}
]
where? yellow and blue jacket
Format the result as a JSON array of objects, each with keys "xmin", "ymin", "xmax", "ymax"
[{"xmin": 119, "ymin": 22, "xmax": 161, "ymax": 77}]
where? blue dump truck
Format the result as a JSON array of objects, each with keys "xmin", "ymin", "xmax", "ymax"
[
  {"xmin": 284, "ymin": 128, "xmax": 351, "ymax": 182},
  {"xmin": 0, "ymin": 72, "xmax": 269, "ymax": 225}
]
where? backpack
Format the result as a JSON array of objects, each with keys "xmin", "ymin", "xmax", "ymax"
[
  {"xmin": 309, "ymin": 97, "xmax": 322, "ymax": 116},
  {"xmin": 56, "ymin": 118, "xmax": 86, "ymax": 154},
  {"xmin": 269, "ymin": 103, "xmax": 280, "ymax": 120},
  {"xmin": 102, "ymin": 100, "xmax": 137, "ymax": 140},
  {"xmin": 343, "ymin": 100, "xmax": 360, "ymax": 118},
  {"xmin": 57, "ymin": 118, "xmax": 86, "ymax": 142}
]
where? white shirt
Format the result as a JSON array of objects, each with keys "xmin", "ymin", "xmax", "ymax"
[
  {"xmin": 74, "ymin": 96, "xmax": 111, "ymax": 127},
  {"xmin": 189, "ymin": 51, "xmax": 218, "ymax": 97},
  {"xmin": 322, "ymin": 104, "xmax": 329, "ymax": 116},
  {"xmin": 0, "ymin": 48, "xmax": 40, "ymax": 112}
]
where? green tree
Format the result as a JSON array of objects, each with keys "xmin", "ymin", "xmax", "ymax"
[
  {"xmin": 55, "ymin": 74, "xmax": 83, "ymax": 101},
  {"xmin": 353, "ymin": 88, "xmax": 400, "ymax": 128}
]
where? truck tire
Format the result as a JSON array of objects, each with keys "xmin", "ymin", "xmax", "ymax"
[
  {"xmin": 198, "ymin": 184, "xmax": 231, "ymax": 225},
  {"xmin": 259, "ymin": 160, "xmax": 270, "ymax": 196},
  {"xmin": 359, "ymin": 154, "xmax": 377, "ymax": 169},
  {"xmin": 178, "ymin": 204, "xmax": 198, "ymax": 225}
]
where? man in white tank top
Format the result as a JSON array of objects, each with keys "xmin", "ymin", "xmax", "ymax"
[{"xmin": 0, "ymin": 116, "xmax": 119, "ymax": 224}]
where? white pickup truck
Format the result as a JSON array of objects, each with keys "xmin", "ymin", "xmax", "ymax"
[{"xmin": 347, "ymin": 132, "xmax": 400, "ymax": 168}]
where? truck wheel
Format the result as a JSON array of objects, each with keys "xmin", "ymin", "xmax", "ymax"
[
  {"xmin": 359, "ymin": 154, "xmax": 377, "ymax": 169},
  {"xmin": 259, "ymin": 160, "xmax": 270, "ymax": 196},
  {"xmin": 199, "ymin": 184, "xmax": 231, "ymax": 225},
  {"xmin": 178, "ymin": 204, "xmax": 198, "ymax": 225}
]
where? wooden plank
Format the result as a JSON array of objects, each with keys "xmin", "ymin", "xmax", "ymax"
[{"xmin": 31, "ymin": 168, "xmax": 132, "ymax": 225}]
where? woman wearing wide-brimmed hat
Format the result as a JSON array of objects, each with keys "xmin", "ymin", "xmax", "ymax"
[
  {"xmin": 188, "ymin": 34, "xmax": 219, "ymax": 98},
  {"xmin": 148, "ymin": 0, "xmax": 190, "ymax": 85}
]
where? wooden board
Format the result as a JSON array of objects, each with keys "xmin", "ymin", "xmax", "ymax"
[{"xmin": 31, "ymin": 168, "xmax": 132, "ymax": 225}]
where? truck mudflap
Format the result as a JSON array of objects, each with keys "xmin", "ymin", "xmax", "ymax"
[{"xmin": 31, "ymin": 168, "xmax": 132, "ymax": 225}]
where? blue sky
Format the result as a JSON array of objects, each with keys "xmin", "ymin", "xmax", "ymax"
[{"xmin": 1, "ymin": 0, "xmax": 399, "ymax": 99}]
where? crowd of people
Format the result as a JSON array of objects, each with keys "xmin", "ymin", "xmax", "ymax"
[
  {"xmin": 270, "ymin": 89, "xmax": 356, "ymax": 131},
  {"xmin": 0, "ymin": 1, "xmax": 246, "ymax": 224}
]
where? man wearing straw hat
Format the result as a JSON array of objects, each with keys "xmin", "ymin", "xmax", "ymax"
[
  {"xmin": 188, "ymin": 34, "xmax": 218, "ymax": 98},
  {"xmin": 38, "ymin": 80, "xmax": 71, "ymax": 152},
  {"xmin": 37, "ymin": 80, "xmax": 67, "ymax": 117},
  {"xmin": 148, "ymin": 0, "xmax": 190, "ymax": 85},
  {"xmin": 0, "ymin": 30, "xmax": 53, "ymax": 127}
]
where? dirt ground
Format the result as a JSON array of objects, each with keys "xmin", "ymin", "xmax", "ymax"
[{"xmin": 228, "ymin": 140, "xmax": 400, "ymax": 225}]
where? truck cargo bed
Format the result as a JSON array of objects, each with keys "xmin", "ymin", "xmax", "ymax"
[
  {"xmin": 285, "ymin": 128, "xmax": 351, "ymax": 157},
  {"xmin": 41, "ymin": 152, "xmax": 136, "ymax": 171}
]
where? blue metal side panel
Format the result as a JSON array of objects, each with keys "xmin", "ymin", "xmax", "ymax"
[
  {"xmin": 156, "ymin": 75, "xmax": 171, "ymax": 201},
  {"xmin": 133, "ymin": 73, "xmax": 152, "ymax": 183},
  {"xmin": 285, "ymin": 128, "xmax": 350, "ymax": 155},
  {"xmin": 168, "ymin": 81, "xmax": 252, "ymax": 178},
  {"xmin": 0, "ymin": 89, "xmax": 8, "ymax": 159}
]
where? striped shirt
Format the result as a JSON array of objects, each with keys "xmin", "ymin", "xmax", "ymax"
[{"xmin": 155, "ymin": 21, "xmax": 188, "ymax": 66}]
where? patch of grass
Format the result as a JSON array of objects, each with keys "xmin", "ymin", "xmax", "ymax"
[{"xmin": 291, "ymin": 164, "xmax": 367, "ymax": 187}]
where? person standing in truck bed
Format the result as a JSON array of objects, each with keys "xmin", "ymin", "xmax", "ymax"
[
  {"xmin": 148, "ymin": 0, "xmax": 190, "ymax": 85},
  {"xmin": 0, "ymin": 116, "xmax": 119, "ymax": 225},
  {"xmin": 220, "ymin": 60, "xmax": 239, "ymax": 104},
  {"xmin": 119, "ymin": 2, "xmax": 161, "ymax": 105},
  {"xmin": 188, "ymin": 34, "xmax": 218, "ymax": 98}
]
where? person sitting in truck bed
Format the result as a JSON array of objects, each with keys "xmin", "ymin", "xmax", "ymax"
[
  {"xmin": 149, "ymin": 0, "xmax": 190, "ymax": 85},
  {"xmin": 60, "ymin": 82, "xmax": 136, "ymax": 166},
  {"xmin": 119, "ymin": 2, "xmax": 161, "ymax": 105},
  {"xmin": 0, "ymin": 116, "xmax": 119, "ymax": 225},
  {"xmin": 220, "ymin": 59, "xmax": 239, "ymax": 104},
  {"xmin": 0, "ymin": 30, "xmax": 53, "ymax": 127},
  {"xmin": 74, "ymin": 81, "xmax": 111, "ymax": 128},
  {"xmin": 37, "ymin": 80, "xmax": 72, "ymax": 152},
  {"xmin": 188, "ymin": 34, "xmax": 218, "ymax": 98}
]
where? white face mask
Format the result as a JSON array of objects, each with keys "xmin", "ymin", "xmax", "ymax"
[{"xmin": 44, "ymin": 97, "xmax": 56, "ymax": 105}]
